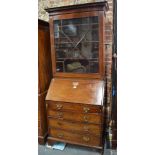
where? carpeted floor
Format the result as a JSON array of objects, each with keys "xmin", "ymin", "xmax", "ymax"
[{"xmin": 38, "ymin": 144, "xmax": 117, "ymax": 155}]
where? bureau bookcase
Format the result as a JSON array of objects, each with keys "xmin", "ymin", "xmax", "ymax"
[{"xmin": 45, "ymin": 1, "xmax": 108, "ymax": 154}]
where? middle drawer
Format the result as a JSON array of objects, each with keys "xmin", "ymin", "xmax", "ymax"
[
  {"xmin": 48, "ymin": 118, "xmax": 101, "ymax": 136},
  {"xmin": 48, "ymin": 110, "xmax": 102, "ymax": 124}
]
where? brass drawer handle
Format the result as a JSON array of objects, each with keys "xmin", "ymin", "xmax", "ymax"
[
  {"xmin": 83, "ymin": 136, "xmax": 90, "ymax": 142},
  {"xmin": 57, "ymin": 133, "xmax": 64, "ymax": 138},
  {"xmin": 83, "ymin": 107, "xmax": 90, "ymax": 113},
  {"xmin": 83, "ymin": 126, "xmax": 89, "ymax": 132},
  {"xmin": 83, "ymin": 115, "xmax": 89, "ymax": 122},
  {"xmin": 56, "ymin": 104, "xmax": 63, "ymax": 110}
]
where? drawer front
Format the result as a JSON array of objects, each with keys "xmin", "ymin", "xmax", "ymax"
[
  {"xmin": 48, "ymin": 118, "xmax": 101, "ymax": 136},
  {"xmin": 47, "ymin": 101, "xmax": 102, "ymax": 113},
  {"xmin": 49, "ymin": 128, "xmax": 101, "ymax": 146},
  {"xmin": 48, "ymin": 110, "xmax": 102, "ymax": 124}
]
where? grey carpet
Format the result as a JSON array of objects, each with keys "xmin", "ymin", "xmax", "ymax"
[{"xmin": 38, "ymin": 144, "xmax": 117, "ymax": 155}]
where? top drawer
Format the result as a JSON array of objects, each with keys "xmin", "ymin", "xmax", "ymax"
[{"xmin": 47, "ymin": 101, "xmax": 102, "ymax": 113}]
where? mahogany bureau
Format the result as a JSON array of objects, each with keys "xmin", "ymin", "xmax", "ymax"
[
  {"xmin": 38, "ymin": 19, "xmax": 52, "ymax": 144},
  {"xmin": 45, "ymin": 1, "xmax": 108, "ymax": 154},
  {"xmin": 46, "ymin": 78, "xmax": 105, "ymax": 152}
]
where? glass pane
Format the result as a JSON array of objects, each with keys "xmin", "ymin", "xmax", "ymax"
[{"xmin": 54, "ymin": 16, "xmax": 99, "ymax": 73}]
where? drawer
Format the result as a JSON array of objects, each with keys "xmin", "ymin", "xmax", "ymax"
[
  {"xmin": 48, "ymin": 110, "xmax": 102, "ymax": 124},
  {"xmin": 47, "ymin": 101, "xmax": 102, "ymax": 113},
  {"xmin": 48, "ymin": 118, "xmax": 101, "ymax": 136},
  {"xmin": 49, "ymin": 128, "xmax": 101, "ymax": 146}
]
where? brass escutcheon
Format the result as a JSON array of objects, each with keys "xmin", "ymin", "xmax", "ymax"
[{"xmin": 72, "ymin": 82, "xmax": 79, "ymax": 89}]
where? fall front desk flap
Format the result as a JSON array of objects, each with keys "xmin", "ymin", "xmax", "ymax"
[{"xmin": 46, "ymin": 78, "xmax": 104, "ymax": 105}]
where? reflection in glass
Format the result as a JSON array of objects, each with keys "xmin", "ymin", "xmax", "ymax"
[{"xmin": 54, "ymin": 16, "xmax": 99, "ymax": 73}]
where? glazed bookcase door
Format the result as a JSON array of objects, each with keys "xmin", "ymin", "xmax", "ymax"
[{"xmin": 50, "ymin": 11, "xmax": 105, "ymax": 79}]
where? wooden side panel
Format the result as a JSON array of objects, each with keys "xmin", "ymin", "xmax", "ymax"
[
  {"xmin": 38, "ymin": 93, "xmax": 47, "ymax": 137},
  {"xmin": 38, "ymin": 19, "xmax": 52, "ymax": 144},
  {"xmin": 38, "ymin": 22, "xmax": 52, "ymax": 94}
]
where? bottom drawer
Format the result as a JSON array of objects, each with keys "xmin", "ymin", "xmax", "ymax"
[{"xmin": 49, "ymin": 128, "xmax": 101, "ymax": 146}]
